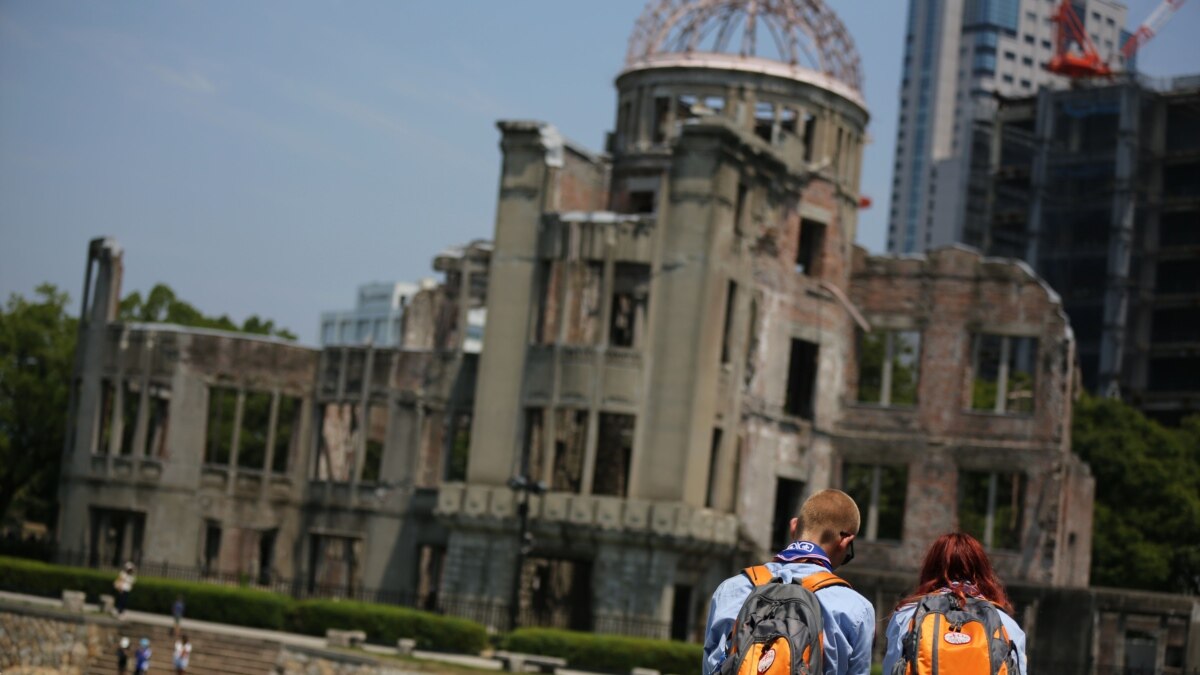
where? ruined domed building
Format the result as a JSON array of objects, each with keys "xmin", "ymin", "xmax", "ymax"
[
  {"xmin": 441, "ymin": 0, "xmax": 1094, "ymax": 643},
  {"xmin": 56, "ymin": 2, "xmax": 1199, "ymax": 672}
]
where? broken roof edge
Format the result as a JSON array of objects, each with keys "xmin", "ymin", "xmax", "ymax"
[
  {"xmin": 118, "ymin": 321, "xmax": 314, "ymax": 349},
  {"xmin": 496, "ymin": 120, "xmax": 608, "ymax": 168},
  {"xmin": 619, "ymin": 53, "xmax": 868, "ymax": 114},
  {"xmin": 856, "ymin": 243, "xmax": 1065, "ymax": 306},
  {"xmin": 554, "ymin": 211, "xmax": 655, "ymax": 225}
]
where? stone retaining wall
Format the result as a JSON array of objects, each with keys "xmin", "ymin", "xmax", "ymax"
[{"xmin": 0, "ymin": 607, "xmax": 116, "ymax": 674}]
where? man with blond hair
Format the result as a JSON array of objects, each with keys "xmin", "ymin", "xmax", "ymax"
[{"xmin": 703, "ymin": 489, "xmax": 875, "ymax": 675}]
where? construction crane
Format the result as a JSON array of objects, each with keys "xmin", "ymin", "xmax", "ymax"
[{"xmin": 1046, "ymin": 0, "xmax": 1186, "ymax": 79}]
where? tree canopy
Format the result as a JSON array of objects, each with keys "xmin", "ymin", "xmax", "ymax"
[
  {"xmin": 119, "ymin": 283, "xmax": 296, "ymax": 340},
  {"xmin": 0, "ymin": 284, "xmax": 77, "ymax": 529},
  {"xmin": 1071, "ymin": 393, "xmax": 1200, "ymax": 594}
]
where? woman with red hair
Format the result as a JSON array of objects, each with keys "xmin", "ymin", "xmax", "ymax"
[{"xmin": 882, "ymin": 532, "xmax": 1027, "ymax": 674}]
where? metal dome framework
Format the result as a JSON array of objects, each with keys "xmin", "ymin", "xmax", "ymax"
[{"xmin": 626, "ymin": 0, "xmax": 863, "ymax": 93}]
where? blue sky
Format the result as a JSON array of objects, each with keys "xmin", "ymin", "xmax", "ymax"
[{"xmin": 1, "ymin": 1, "xmax": 1197, "ymax": 344}]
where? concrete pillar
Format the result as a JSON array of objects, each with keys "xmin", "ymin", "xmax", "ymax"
[{"xmin": 467, "ymin": 122, "xmax": 564, "ymax": 486}]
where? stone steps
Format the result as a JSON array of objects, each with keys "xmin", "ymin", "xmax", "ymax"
[{"xmin": 92, "ymin": 621, "xmax": 281, "ymax": 675}]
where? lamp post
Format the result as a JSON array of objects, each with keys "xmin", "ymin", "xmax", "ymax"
[{"xmin": 507, "ymin": 475, "xmax": 546, "ymax": 631}]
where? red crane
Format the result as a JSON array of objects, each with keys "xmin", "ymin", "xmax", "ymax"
[{"xmin": 1045, "ymin": 0, "xmax": 1186, "ymax": 79}]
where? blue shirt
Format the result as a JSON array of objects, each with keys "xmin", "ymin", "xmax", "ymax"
[
  {"xmin": 703, "ymin": 562, "xmax": 876, "ymax": 675},
  {"xmin": 882, "ymin": 600, "xmax": 1027, "ymax": 675}
]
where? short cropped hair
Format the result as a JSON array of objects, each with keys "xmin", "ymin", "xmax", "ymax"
[{"xmin": 796, "ymin": 489, "xmax": 861, "ymax": 544}]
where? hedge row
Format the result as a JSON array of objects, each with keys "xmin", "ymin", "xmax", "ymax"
[
  {"xmin": 503, "ymin": 627, "xmax": 702, "ymax": 674},
  {"xmin": 0, "ymin": 556, "xmax": 484, "ymax": 651}
]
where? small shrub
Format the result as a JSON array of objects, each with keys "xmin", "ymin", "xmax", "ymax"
[
  {"xmin": 502, "ymin": 628, "xmax": 702, "ymax": 674},
  {"xmin": 0, "ymin": 556, "xmax": 289, "ymax": 629},
  {"xmin": 289, "ymin": 599, "xmax": 488, "ymax": 653}
]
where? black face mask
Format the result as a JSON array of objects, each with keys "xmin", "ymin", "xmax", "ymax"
[{"xmin": 839, "ymin": 531, "xmax": 856, "ymax": 565}]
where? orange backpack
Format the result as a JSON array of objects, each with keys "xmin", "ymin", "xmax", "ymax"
[
  {"xmin": 893, "ymin": 594, "xmax": 1020, "ymax": 675},
  {"xmin": 718, "ymin": 565, "xmax": 849, "ymax": 675}
]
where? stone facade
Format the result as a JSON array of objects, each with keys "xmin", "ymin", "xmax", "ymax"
[{"xmin": 0, "ymin": 608, "xmax": 114, "ymax": 674}]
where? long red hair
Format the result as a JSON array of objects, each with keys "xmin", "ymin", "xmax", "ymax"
[{"xmin": 896, "ymin": 532, "xmax": 1013, "ymax": 614}]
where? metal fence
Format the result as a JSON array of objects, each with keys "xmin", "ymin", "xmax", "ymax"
[{"xmin": 0, "ymin": 541, "xmax": 672, "ymax": 637}]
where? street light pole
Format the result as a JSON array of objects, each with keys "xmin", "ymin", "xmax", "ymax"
[{"xmin": 507, "ymin": 475, "xmax": 545, "ymax": 631}]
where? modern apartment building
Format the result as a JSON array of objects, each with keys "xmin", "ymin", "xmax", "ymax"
[
  {"xmin": 975, "ymin": 74, "xmax": 1200, "ymax": 422},
  {"xmin": 319, "ymin": 281, "xmax": 422, "ymax": 347},
  {"xmin": 888, "ymin": 0, "xmax": 1129, "ymax": 253}
]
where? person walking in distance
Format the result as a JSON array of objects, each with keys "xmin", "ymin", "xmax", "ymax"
[
  {"xmin": 883, "ymin": 532, "xmax": 1027, "ymax": 674},
  {"xmin": 113, "ymin": 561, "xmax": 136, "ymax": 618},
  {"xmin": 172, "ymin": 594, "xmax": 186, "ymax": 635},
  {"xmin": 115, "ymin": 636, "xmax": 131, "ymax": 675},
  {"xmin": 703, "ymin": 489, "xmax": 876, "ymax": 675},
  {"xmin": 174, "ymin": 633, "xmax": 192, "ymax": 674},
  {"xmin": 134, "ymin": 637, "xmax": 152, "ymax": 675}
]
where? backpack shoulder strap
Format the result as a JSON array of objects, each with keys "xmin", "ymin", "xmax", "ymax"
[
  {"xmin": 800, "ymin": 570, "xmax": 850, "ymax": 592},
  {"xmin": 742, "ymin": 565, "xmax": 774, "ymax": 587}
]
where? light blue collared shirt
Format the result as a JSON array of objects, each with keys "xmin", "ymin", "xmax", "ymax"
[
  {"xmin": 881, "ymin": 600, "xmax": 1027, "ymax": 675},
  {"xmin": 702, "ymin": 562, "xmax": 876, "ymax": 675}
]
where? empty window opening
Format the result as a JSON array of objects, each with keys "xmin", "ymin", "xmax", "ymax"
[
  {"xmin": 958, "ymin": 470, "xmax": 1024, "ymax": 550},
  {"xmin": 843, "ymin": 463, "xmax": 907, "ymax": 542},
  {"xmin": 754, "ymin": 101, "xmax": 775, "ymax": 141},
  {"xmin": 118, "ymin": 381, "xmax": 139, "ymax": 456},
  {"xmin": 720, "ymin": 281, "xmax": 737, "ymax": 365},
  {"xmin": 609, "ymin": 263, "xmax": 650, "ymax": 349},
  {"xmin": 552, "ymin": 409, "xmax": 588, "ymax": 493},
  {"xmin": 205, "ymin": 386, "xmax": 238, "ymax": 465},
  {"xmin": 236, "ymin": 391, "xmax": 272, "ymax": 470},
  {"xmin": 307, "ymin": 534, "xmax": 363, "ymax": 597},
  {"xmin": 705, "ymin": 428, "xmax": 723, "ymax": 508},
  {"xmin": 444, "ymin": 412, "xmax": 472, "ymax": 482},
  {"xmin": 202, "ymin": 520, "xmax": 221, "ymax": 575},
  {"xmin": 534, "ymin": 261, "xmax": 559, "ymax": 346},
  {"xmin": 416, "ymin": 545, "xmax": 446, "ymax": 611},
  {"xmin": 796, "ymin": 219, "xmax": 826, "ymax": 276},
  {"xmin": 703, "ymin": 96, "xmax": 725, "ymax": 115},
  {"xmin": 361, "ymin": 403, "xmax": 387, "ymax": 483},
  {"xmin": 143, "ymin": 385, "xmax": 170, "ymax": 458},
  {"xmin": 802, "ymin": 113, "xmax": 817, "ymax": 162},
  {"xmin": 257, "ymin": 528, "xmax": 277, "ymax": 585},
  {"xmin": 771, "ymin": 478, "xmax": 806, "ymax": 551},
  {"xmin": 734, "ymin": 182, "xmax": 750, "ymax": 234},
  {"xmin": 628, "ymin": 190, "xmax": 656, "ymax": 214},
  {"xmin": 96, "ymin": 379, "xmax": 116, "ymax": 455},
  {"xmin": 89, "ymin": 507, "xmax": 145, "ymax": 568},
  {"xmin": 857, "ymin": 330, "xmax": 921, "ymax": 406},
  {"xmin": 314, "ymin": 402, "xmax": 359, "ymax": 481},
  {"xmin": 592, "ymin": 413, "xmax": 634, "ymax": 497},
  {"xmin": 780, "ymin": 107, "xmax": 798, "ymax": 135},
  {"xmin": 784, "ymin": 339, "xmax": 819, "ymax": 419},
  {"xmin": 272, "ymin": 395, "xmax": 301, "ymax": 474},
  {"xmin": 971, "ymin": 334, "xmax": 1037, "ymax": 414},
  {"xmin": 518, "ymin": 557, "xmax": 593, "ymax": 631},
  {"xmin": 653, "ymin": 96, "xmax": 671, "ymax": 143},
  {"xmin": 671, "ymin": 584, "xmax": 694, "ymax": 642}
]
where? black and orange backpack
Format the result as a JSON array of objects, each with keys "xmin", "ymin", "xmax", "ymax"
[
  {"xmin": 718, "ymin": 565, "xmax": 848, "ymax": 675},
  {"xmin": 893, "ymin": 593, "xmax": 1020, "ymax": 675}
]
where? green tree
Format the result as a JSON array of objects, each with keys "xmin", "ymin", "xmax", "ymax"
[
  {"xmin": 1072, "ymin": 393, "xmax": 1200, "ymax": 594},
  {"xmin": 0, "ymin": 284, "xmax": 77, "ymax": 528},
  {"xmin": 119, "ymin": 283, "xmax": 296, "ymax": 340}
]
